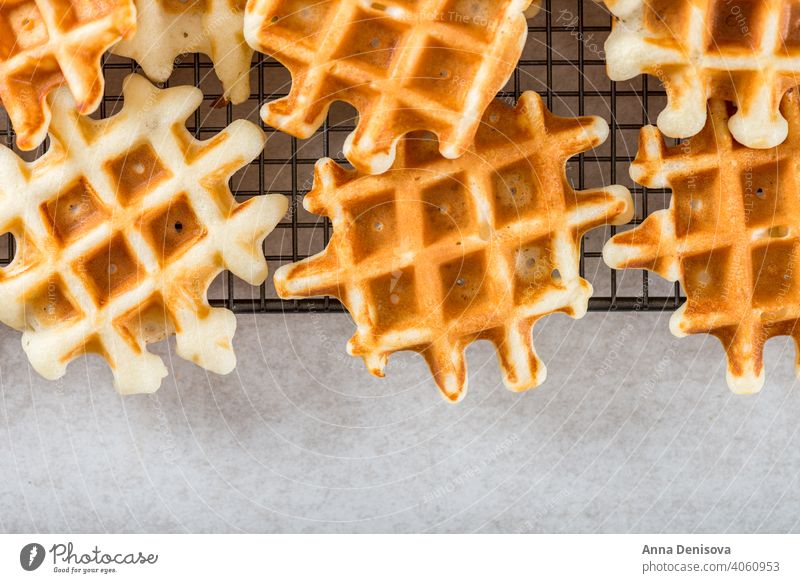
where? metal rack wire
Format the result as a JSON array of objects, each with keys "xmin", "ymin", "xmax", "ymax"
[{"xmin": 0, "ymin": 0, "xmax": 684, "ymax": 314}]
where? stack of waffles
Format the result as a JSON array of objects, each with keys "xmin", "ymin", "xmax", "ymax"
[
  {"xmin": 4, "ymin": 0, "xmax": 788, "ymax": 400},
  {"xmin": 600, "ymin": 0, "xmax": 800, "ymax": 393},
  {"xmin": 250, "ymin": 0, "xmax": 632, "ymax": 400},
  {"xmin": 0, "ymin": 0, "xmax": 631, "ymax": 399}
]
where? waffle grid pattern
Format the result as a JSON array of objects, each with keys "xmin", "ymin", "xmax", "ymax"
[
  {"xmin": 604, "ymin": 0, "xmax": 800, "ymax": 148},
  {"xmin": 0, "ymin": 75, "xmax": 285, "ymax": 393},
  {"xmin": 0, "ymin": 0, "xmax": 136, "ymax": 150},
  {"xmin": 245, "ymin": 0, "xmax": 533, "ymax": 173},
  {"xmin": 604, "ymin": 95, "xmax": 800, "ymax": 393},
  {"xmin": 275, "ymin": 92, "xmax": 632, "ymax": 400},
  {"xmin": 0, "ymin": 0, "xmax": 680, "ymax": 314}
]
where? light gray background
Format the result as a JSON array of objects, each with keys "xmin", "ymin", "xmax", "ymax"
[{"xmin": 2, "ymin": 308, "xmax": 800, "ymax": 533}]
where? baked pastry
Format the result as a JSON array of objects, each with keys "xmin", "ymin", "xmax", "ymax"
[
  {"xmin": 244, "ymin": 0, "xmax": 534, "ymax": 174},
  {"xmin": 0, "ymin": 74, "xmax": 287, "ymax": 393},
  {"xmin": 603, "ymin": 95, "xmax": 800, "ymax": 394},
  {"xmin": 275, "ymin": 92, "xmax": 633, "ymax": 401},
  {"xmin": 601, "ymin": 0, "xmax": 800, "ymax": 148},
  {"xmin": 0, "ymin": 0, "xmax": 136, "ymax": 150},
  {"xmin": 526, "ymin": 0, "xmax": 542, "ymax": 18},
  {"xmin": 111, "ymin": 0, "xmax": 253, "ymax": 104}
]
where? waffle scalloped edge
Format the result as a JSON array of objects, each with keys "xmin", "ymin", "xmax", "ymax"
[
  {"xmin": 603, "ymin": 95, "xmax": 800, "ymax": 394},
  {"xmin": 0, "ymin": 0, "xmax": 137, "ymax": 150},
  {"xmin": 600, "ymin": 0, "xmax": 800, "ymax": 148},
  {"xmin": 0, "ymin": 74, "xmax": 287, "ymax": 394},
  {"xmin": 526, "ymin": 0, "xmax": 542, "ymax": 18},
  {"xmin": 275, "ymin": 91, "xmax": 633, "ymax": 402},
  {"xmin": 111, "ymin": 0, "xmax": 253, "ymax": 104},
  {"xmin": 244, "ymin": 0, "xmax": 534, "ymax": 175}
]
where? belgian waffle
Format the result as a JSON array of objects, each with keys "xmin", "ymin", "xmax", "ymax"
[
  {"xmin": 0, "ymin": 74, "xmax": 287, "ymax": 393},
  {"xmin": 602, "ymin": 0, "xmax": 800, "ymax": 148},
  {"xmin": 603, "ymin": 95, "xmax": 800, "ymax": 393},
  {"xmin": 0, "ymin": 0, "xmax": 136, "ymax": 150},
  {"xmin": 244, "ymin": 0, "xmax": 534, "ymax": 174},
  {"xmin": 275, "ymin": 92, "xmax": 633, "ymax": 401},
  {"xmin": 111, "ymin": 0, "xmax": 253, "ymax": 104}
]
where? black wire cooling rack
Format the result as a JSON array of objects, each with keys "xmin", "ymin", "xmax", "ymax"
[{"xmin": 0, "ymin": 0, "xmax": 684, "ymax": 314}]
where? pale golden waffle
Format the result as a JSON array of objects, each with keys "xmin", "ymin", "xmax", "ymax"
[
  {"xmin": 603, "ymin": 94, "xmax": 800, "ymax": 394},
  {"xmin": 275, "ymin": 92, "xmax": 633, "ymax": 401},
  {"xmin": 602, "ymin": 0, "xmax": 800, "ymax": 148},
  {"xmin": 244, "ymin": 0, "xmax": 534, "ymax": 174},
  {"xmin": 0, "ymin": 0, "xmax": 136, "ymax": 150},
  {"xmin": 112, "ymin": 0, "xmax": 253, "ymax": 104},
  {"xmin": 0, "ymin": 74, "xmax": 287, "ymax": 393}
]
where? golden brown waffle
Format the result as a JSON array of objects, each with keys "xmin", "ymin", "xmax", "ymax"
[
  {"xmin": 0, "ymin": 74, "xmax": 287, "ymax": 393},
  {"xmin": 244, "ymin": 0, "xmax": 534, "ymax": 174},
  {"xmin": 0, "ymin": 0, "xmax": 136, "ymax": 150},
  {"xmin": 602, "ymin": 0, "xmax": 800, "ymax": 148},
  {"xmin": 275, "ymin": 92, "xmax": 633, "ymax": 401},
  {"xmin": 526, "ymin": 0, "xmax": 542, "ymax": 18},
  {"xmin": 112, "ymin": 0, "xmax": 253, "ymax": 104},
  {"xmin": 603, "ymin": 95, "xmax": 800, "ymax": 394}
]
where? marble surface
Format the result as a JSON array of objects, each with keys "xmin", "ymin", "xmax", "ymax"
[{"xmin": 2, "ymin": 310, "xmax": 800, "ymax": 533}]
